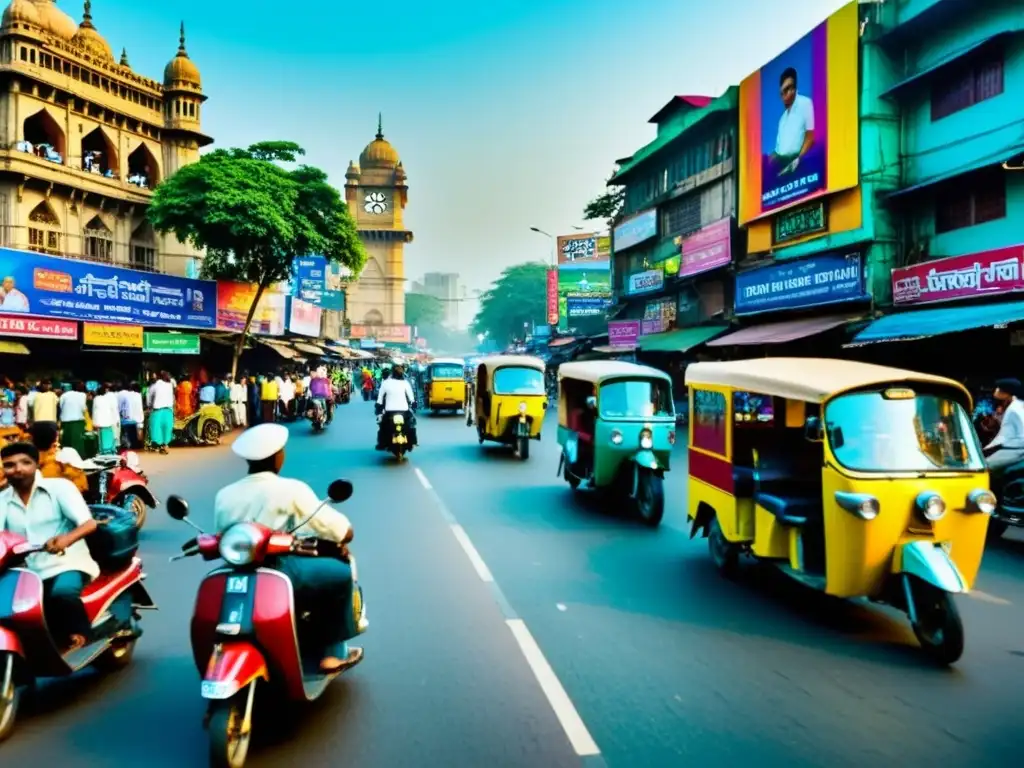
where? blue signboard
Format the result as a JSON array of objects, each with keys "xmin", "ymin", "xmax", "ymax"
[
  {"xmin": 613, "ymin": 209, "xmax": 658, "ymax": 252},
  {"xmin": 566, "ymin": 296, "xmax": 612, "ymax": 317},
  {"xmin": 0, "ymin": 248, "xmax": 216, "ymax": 328},
  {"xmin": 293, "ymin": 256, "xmax": 345, "ymax": 311},
  {"xmin": 734, "ymin": 252, "xmax": 867, "ymax": 315}
]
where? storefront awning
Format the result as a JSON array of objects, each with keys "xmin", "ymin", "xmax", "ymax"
[
  {"xmin": 261, "ymin": 340, "xmax": 302, "ymax": 360},
  {"xmin": 887, "ymin": 142, "xmax": 1024, "ymax": 200},
  {"xmin": 851, "ymin": 300, "xmax": 1024, "ymax": 344},
  {"xmin": 591, "ymin": 345, "xmax": 634, "ymax": 354},
  {"xmin": 638, "ymin": 325, "xmax": 728, "ymax": 352},
  {"xmin": 293, "ymin": 342, "xmax": 327, "ymax": 356},
  {"xmin": 707, "ymin": 315, "xmax": 858, "ymax": 346},
  {"xmin": 0, "ymin": 341, "xmax": 30, "ymax": 355},
  {"xmin": 548, "ymin": 337, "xmax": 577, "ymax": 348}
]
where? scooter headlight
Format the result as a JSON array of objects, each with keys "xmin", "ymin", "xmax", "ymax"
[
  {"xmin": 219, "ymin": 523, "xmax": 263, "ymax": 566},
  {"xmin": 967, "ymin": 489, "xmax": 996, "ymax": 515},
  {"xmin": 610, "ymin": 429, "xmax": 623, "ymax": 445},
  {"xmin": 915, "ymin": 491, "xmax": 946, "ymax": 522},
  {"xmin": 518, "ymin": 402, "xmax": 527, "ymax": 414},
  {"xmin": 639, "ymin": 429, "xmax": 653, "ymax": 450}
]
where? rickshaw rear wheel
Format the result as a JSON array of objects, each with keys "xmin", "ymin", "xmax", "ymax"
[
  {"xmin": 909, "ymin": 579, "xmax": 964, "ymax": 666},
  {"xmin": 634, "ymin": 470, "xmax": 664, "ymax": 527},
  {"xmin": 708, "ymin": 516, "xmax": 739, "ymax": 578}
]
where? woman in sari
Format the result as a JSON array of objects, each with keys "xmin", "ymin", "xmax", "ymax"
[{"xmin": 175, "ymin": 378, "xmax": 194, "ymax": 420}]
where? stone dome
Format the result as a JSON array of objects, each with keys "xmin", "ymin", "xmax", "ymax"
[
  {"xmin": 164, "ymin": 22, "xmax": 201, "ymax": 88},
  {"xmin": 2, "ymin": 0, "xmax": 42, "ymax": 28},
  {"xmin": 71, "ymin": 1, "xmax": 113, "ymax": 62},
  {"xmin": 359, "ymin": 114, "xmax": 399, "ymax": 169},
  {"xmin": 31, "ymin": 0, "xmax": 78, "ymax": 39}
]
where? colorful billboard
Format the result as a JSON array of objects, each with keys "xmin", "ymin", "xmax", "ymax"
[
  {"xmin": 0, "ymin": 247, "xmax": 216, "ymax": 328},
  {"xmin": 216, "ymin": 282, "xmax": 285, "ymax": 336},
  {"xmin": 892, "ymin": 245, "xmax": 1024, "ymax": 306},
  {"xmin": 738, "ymin": 1, "xmax": 859, "ymax": 224},
  {"xmin": 608, "ymin": 320, "xmax": 640, "ymax": 348},
  {"xmin": 287, "ymin": 296, "xmax": 322, "ymax": 337},
  {"xmin": 679, "ymin": 218, "xmax": 732, "ymax": 278},
  {"xmin": 294, "ymin": 256, "xmax": 345, "ymax": 311},
  {"xmin": 613, "ymin": 209, "xmax": 657, "ymax": 252},
  {"xmin": 734, "ymin": 252, "xmax": 867, "ymax": 315},
  {"xmin": 556, "ymin": 233, "xmax": 611, "ymax": 333}
]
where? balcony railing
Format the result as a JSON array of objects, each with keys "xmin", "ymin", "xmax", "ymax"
[{"xmin": 3, "ymin": 141, "xmax": 155, "ymax": 190}]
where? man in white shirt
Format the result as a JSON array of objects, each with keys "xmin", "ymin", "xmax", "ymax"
[
  {"xmin": 0, "ymin": 277, "xmax": 30, "ymax": 312},
  {"xmin": 986, "ymin": 378, "xmax": 1024, "ymax": 471},
  {"xmin": 119, "ymin": 382, "xmax": 145, "ymax": 449},
  {"xmin": 375, "ymin": 364, "xmax": 418, "ymax": 449},
  {"xmin": 146, "ymin": 371, "xmax": 175, "ymax": 454},
  {"xmin": 771, "ymin": 66, "xmax": 815, "ymax": 175},
  {"xmin": 213, "ymin": 424, "xmax": 364, "ymax": 673},
  {"xmin": 0, "ymin": 441, "xmax": 99, "ymax": 650},
  {"xmin": 279, "ymin": 376, "xmax": 296, "ymax": 420},
  {"xmin": 58, "ymin": 381, "xmax": 89, "ymax": 456},
  {"xmin": 92, "ymin": 384, "xmax": 121, "ymax": 454},
  {"xmin": 230, "ymin": 377, "xmax": 247, "ymax": 429}
]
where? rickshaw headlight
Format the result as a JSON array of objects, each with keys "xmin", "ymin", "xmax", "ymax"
[
  {"xmin": 967, "ymin": 489, "xmax": 996, "ymax": 515},
  {"xmin": 518, "ymin": 402, "xmax": 527, "ymax": 414},
  {"xmin": 610, "ymin": 429, "xmax": 623, "ymax": 445},
  {"xmin": 639, "ymin": 429, "xmax": 653, "ymax": 450},
  {"xmin": 834, "ymin": 492, "xmax": 880, "ymax": 520},
  {"xmin": 915, "ymin": 492, "xmax": 946, "ymax": 522}
]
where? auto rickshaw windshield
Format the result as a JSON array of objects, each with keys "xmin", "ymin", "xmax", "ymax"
[
  {"xmin": 431, "ymin": 364, "xmax": 463, "ymax": 379},
  {"xmin": 494, "ymin": 367, "xmax": 544, "ymax": 395},
  {"xmin": 600, "ymin": 378, "xmax": 674, "ymax": 418},
  {"xmin": 824, "ymin": 389, "xmax": 985, "ymax": 473}
]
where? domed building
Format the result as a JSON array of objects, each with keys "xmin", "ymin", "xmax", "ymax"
[
  {"xmin": 0, "ymin": 1, "xmax": 212, "ymax": 276},
  {"xmin": 343, "ymin": 115, "xmax": 413, "ymax": 333}
]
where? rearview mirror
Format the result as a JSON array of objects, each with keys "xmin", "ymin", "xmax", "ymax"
[
  {"xmin": 328, "ymin": 479, "xmax": 353, "ymax": 503},
  {"xmin": 585, "ymin": 396, "xmax": 597, "ymax": 410},
  {"xmin": 804, "ymin": 416, "xmax": 824, "ymax": 442},
  {"xmin": 166, "ymin": 495, "xmax": 189, "ymax": 520}
]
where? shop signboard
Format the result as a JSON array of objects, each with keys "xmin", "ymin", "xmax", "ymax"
[
  {"xmin": 293, "ymin": 256, "xmax": 345, "ymax": 311},
  {"xmin": 143, "ymin": 332, "xmax": 200, "ymax": 354},
  {"xmin": 734, "ymin": 252, "xmax": 866, "ymax": 315},
  {"xmin": 609, "ymin": 320, "xmax": 640, "ymax": 348},
  {"xmin": 613, "ymin": 209, "xmax": 658, "ymax": 252},
  {"xmin": 0, "ymin": 248, "xmax": 217, "ymax": 328},
  {"xmin": 287, "ymin": 297, "xmax": 322, "ymax": 337},
  {"xmin": 0, "ymin": 315, "xmax": 77, "ymax": 340},
  {"xmin": 679, "ymin": 218, "xmax": 732, "ymax": 278},
  {"xmin": 557, "ymin": 233, "xmax": 611, "ymax": 331},
  {"xmin": 216, "ymin": 282, "xmax": 286, "ymax": 336},
  {"xmin": 83, "ymin": 323, "xmax": 144, "ymax": 348},
  {"xmin": 627, "ymin": 268, "xmax": 664, "ymax": 296},
  {"xmin": 349, "ymin": 324, "xmax": 411, "ymax": 344},
  {"xmin": 891, "ymin": 245, "xmax": 1024, "ymax": 306},
  {"xmin": 546, "ymin": 268, "xmax": 559, "ymax": 324},
  {"xmin": 566, "ymin": 296, "xmax": 612, "ymax": 318}
]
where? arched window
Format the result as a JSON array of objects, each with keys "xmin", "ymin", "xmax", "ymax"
[
  {"xmin": 81, "ymin": 127, "xmax": 119, "ymax": 177},
  {"xmin": 83, "ymin": 215, "xmax": 113, "ymax": 263},
  {"xmin": 130, "ymin": 222, "xmax": 156, "ymax": 271},
  {"xmin": 28, "ymin": 201, "xmax": 61, "ymax": 254},
  {"xmin": 127, "ymin": 144, "xmax": 160, "ymax": 188},
  {"xmin": 364, "ymin": 309, "xmax": 384, "ymax": 326},
  {"xmin": 22, "ymin": 109, "xmax": 66, "ymax": 163}
]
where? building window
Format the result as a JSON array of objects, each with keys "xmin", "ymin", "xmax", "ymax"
[
  {"xmin": 28, "ymin": 201, "xmax": 61, "ymax": 254},
  {"xmin": 931, "ymin": 48, "xmax": 1004, "ymax": 121},
  {"xmin": 934, "ymin": 171, "xmax": 1005, "ymax": 234},
  {"xmin": 83, "ymin": 215, "xmax": 113, "ymax": 262},
  {"xmin": 663, "ymin": 196, "xmax": 702, "ymax": 238},
  {"xmin": 130, "ymin": 222, "xmax": 157, "ymax": 270}
]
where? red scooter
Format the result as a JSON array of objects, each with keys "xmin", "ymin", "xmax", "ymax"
[
  {"xmin": 0, "ymin": 515, "xmax": 156, "ymax": 742},
  {"xmin": 167, "ymin": 481, "xmax": 366, "ymax": 768},
  {"xmin": 86, "ymin": 450, "xmax": 158, "ymax": 528}
]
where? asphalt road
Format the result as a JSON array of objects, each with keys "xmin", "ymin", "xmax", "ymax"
[{"xmin": 5, "ymin": 399, "xmax": 1024, "ymax": 767}]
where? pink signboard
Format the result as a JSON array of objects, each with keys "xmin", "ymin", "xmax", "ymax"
[
  {"xmin": 0, "ymin": 315, "xmax": 78, "ymax": 339},
  {"xmin": 608, "ymin": 320, "xmax": 640, "ymax": 348},
  {"xmin": 679, "ymin": 218, "xmax": 732, "ymax": 278},
  {"xmin": 892, "ymin": 245, "xmax": 1024, "ymax": 305}
]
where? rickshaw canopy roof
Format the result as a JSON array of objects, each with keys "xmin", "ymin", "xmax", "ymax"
[
  {"xmin": 558, "ymin": 360, "xmax": 672, "ymax": 385},
  {"xmin": 428, "ymin": 357, "xmax": 465, "ymax": 367},
  {"xmin": 685, "ymin": 358, "xmax": 969, "ymax": 403},
  {"xmin": 478, "ymin": 355, "xmax": 546, "ymax": 373}
]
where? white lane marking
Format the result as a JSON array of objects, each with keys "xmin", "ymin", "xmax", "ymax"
[
  {"xmin": 969, "ymin": 589, "xmax": 1011, "ymax": 606},
  {"xmin": 507, "ymin": 618, "xmax": 601, "ymax": 757},
  {"xmin": 414, "ymin": 467, "xmax": 432, "ymax": 489},
  {"xmin": 450, "ymin": 524, "xmax": 494, "ymax": 582},
  {"xmin": 556, "ymin": 603, "xmax": 567, "ymax": 612}
]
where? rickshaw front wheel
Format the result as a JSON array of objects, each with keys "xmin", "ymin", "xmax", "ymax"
[
  {"xmin": 634, "ymin": 469, "xmax": 664, "ymax": 527},
  {"xmin": 708, "ymin": 516, "xmax": 739, "ymax": 578},
  {"xmin": 909, "ymin": 579, "xmax": 964, "ymax": 666}
]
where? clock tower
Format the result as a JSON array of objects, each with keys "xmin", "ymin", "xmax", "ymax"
[{"xmin": 344, "ymin": 115, "xmax": 412, "ymax": 328}]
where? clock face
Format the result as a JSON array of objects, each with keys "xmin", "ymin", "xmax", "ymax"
[{"xmin": 364, "ymin": 191, "xmax": 388, "ymax": 214}]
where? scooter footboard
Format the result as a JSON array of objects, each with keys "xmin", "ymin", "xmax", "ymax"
[{"xmin": 201, "ymin": 642, "xmax": 269, "ymax": 700}]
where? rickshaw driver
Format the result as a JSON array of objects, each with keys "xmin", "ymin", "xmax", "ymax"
[{"xmin": 568, "ymin": 384, "xmax": 597, "ymax": 474}]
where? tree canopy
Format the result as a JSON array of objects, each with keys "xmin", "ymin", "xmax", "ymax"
[
  {"xmin": 405, "ymin": 292, "xmax": 445, "ymax": 330},
  {"xmin": 147, "ymin": 140, "xmax": 366, "ymax": 376},
  {"xmin": 583, "ymin": 177, "xmax": 624, "ymax": 222},
  {"xmin": 472, "ymin": 262, "xmax": 548, "ymax": 345}
]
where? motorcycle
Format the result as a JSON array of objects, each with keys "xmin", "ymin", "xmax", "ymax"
[
  {"xmin": 84, "ymin": 451, "xmax": 158, "ymax": 528},
  {"xmin": 336, "ymin": 381, "xmax": 351, "ymax": 405},
  {"xmin": 988, "ymin": 462, "xmax": 1024, "ymax": 540},
  {"xmin": 166, "ymin": 481, "xmax": 365, "ymax": 768},
  {"xmin": 377, "ymin": 412, "xmax": 413, "ymax": 460},
  {"xmin": 173, "ymin": 403, "xmax": 226, "ymax": 447},
  {"xmin": 308, "ymin": 399, "xmax": 327, "ymax": 433},
  {"xmin": 0, "ymin": 506, "xmax": 156, "ymax": 742}
]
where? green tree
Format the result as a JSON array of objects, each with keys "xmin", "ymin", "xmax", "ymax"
[
  {"xmin": 405, "ymin": 292, "xmax": 445, "ymax": 330},
  {"xmin": 472, "ymin": 262, "xmax": 549, "ymax": 345},
  {"xmin": 147, "ymin": 141, "xmax": 366, "ymax": 378},
  {"xmin": 583, "ymin": 177, "xmax": 624, "ymax": 222}
]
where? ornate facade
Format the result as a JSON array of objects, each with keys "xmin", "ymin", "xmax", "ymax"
[
  {"xmin": 343, "ymin": 117, "xmax": 411, "ymax": 327},
  {"xmin": 0, "ymin": 0, "xmax": 211, "ymax": 276}
]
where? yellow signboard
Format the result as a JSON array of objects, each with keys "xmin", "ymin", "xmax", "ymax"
[{"xmin": 82, "ymin": 323, "xmax": 144, "ymax": 348}]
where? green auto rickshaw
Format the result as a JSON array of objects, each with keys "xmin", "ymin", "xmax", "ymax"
[
  {"xmin": 557, "ymin": 362, "xmax": 675, "ymax": 528},
  {"xmin": 556, "ymin": 361, "xmax": 675, "ymax": 526}
]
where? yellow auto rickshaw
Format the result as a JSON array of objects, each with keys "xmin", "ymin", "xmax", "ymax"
[
  {"xmin": 684, "ymin": 358, "xmax": 994, "ymax": 665},
  {"xmin": 470, "ymin": 355, "xmax": 547, "ymax": 459},
  {"xmin": 423, "ymin": 357, "xmax": 466, "ymax": 414}
]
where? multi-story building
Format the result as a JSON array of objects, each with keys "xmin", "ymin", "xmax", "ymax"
[
  {"xmin": 607, "ymin": 89, "xmax": 738, "ymax": 355},
  {"xmin": 0, "ymin": 0, "xmax": 211, "ymax": 276},
  {"xmin": 411, "ymin": 271, "xmax": 461, "ymax": 327}
]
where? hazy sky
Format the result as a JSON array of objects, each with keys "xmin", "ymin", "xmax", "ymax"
[{"xmin": 89, "ymin": 0, "xmax": 848, "ymax": 319}]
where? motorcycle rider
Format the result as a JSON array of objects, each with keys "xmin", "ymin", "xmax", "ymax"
[
  {"xmin": 308, "ymin": 368, "xmax": 332, "ymax": 425},
  {"xmin": 376, "ymin": 364, "xmax": 417, "ymax": 449},
  {"xmin": 985, "ymin": 378, "xmax": 1024, "ymax": 472},
  {"xmin": 213, "ymin": 424, "xmax": 363, "ymax": 673},
  {"xmin": 0, "ymin": 441, "xmax": 100, "ymax": 651}
]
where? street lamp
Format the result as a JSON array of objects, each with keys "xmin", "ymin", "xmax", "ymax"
[{"xmin": 529, "ymin": 227, "xmax": 555, "ymax": 266}]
